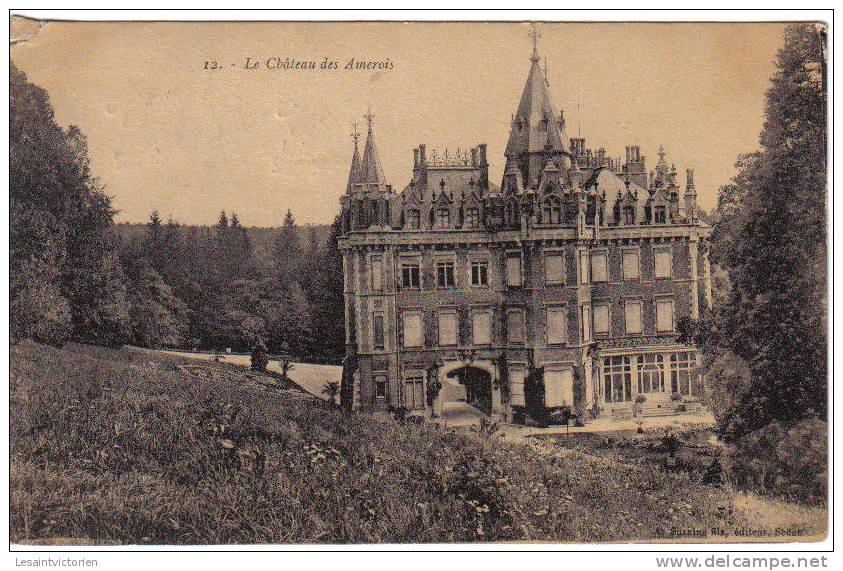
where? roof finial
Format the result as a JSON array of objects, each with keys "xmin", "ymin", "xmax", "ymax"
[
  {"xmin": 364, "ymin": 104, "xmax": 374, "ymax": 130},
  {"xmin": 351, "ymin": 122, "xmax": 360, "ymax": 145},
  {"xmin": 529, "ymin": 23, "xmax": 541, "ymax": 63}
]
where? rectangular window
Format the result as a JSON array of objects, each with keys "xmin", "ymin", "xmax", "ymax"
[
  {"xmin": 669, "ymin": 352, "xmax": 695, "ymax": 395},
  {"xmin": 372, "ymin": 314, "xmax": 385, "ymax": 350},
  {"xmin": 603, "ymin": 356, "xmax": 633, "ymax": 402},
  {"xmin": 438, "ymin": 311, "xmax": 458, "ymax": 347},
  {"xmin": 374, "ymin": 374, "xmax": 387, "ymax": 399},
  {"xmin": 401, "ymin": 262, "xmax": 420, "ymax": 289},
  {"xmin": 591, "ymin": 252, "xmax": 608, "ymax": 282},
  {"xmin": 507, "ymin": 310, "xmax": 525, "ymax": 344},
  {"xmin": 472, "ymin": 311, "xmax": 492, "ymax": 345},
  {"xmin": 435, "ymin": 208, "xmax": 450, "ymax": 228},
  {"xmin": 622, "ymin": 250, "xmax": 640, "ymax": 280},
  {"xmin": 546, "ymin": 306, "xmax": 567, "ymax": 345},
  {"xmin": 404, "ymin": 374, "xmax": 425, "ymax": 409},
  {"xmin": 545, "ymin": 253, "xmax": 565, "ymax": 285},
  {"xmin": 623, "ymin": 205, "xmax": 635, "ymax": 225},
  {"xmin": 370, "ymin": 256, "xmax": 383, "ymax": 291},
  {"xmin": 593, "ymin": 304, "xmax": 610, "ymax": 335},
  {"xmin": 505, "ymin": 255, "xmax": 522, "ymax": 287},
  {"xmin": 581, "ymin": 305, "xmax": 592, "ymax": 342},
  {"xmin": 624, "ymin": 300, "xmax": 642, "ymax": 334},
  {"xmin": 471, "ymin": 260, "xmax": 489, "ymax": 287},
  {"xmin": 544, "ymin": 368, "xmax": 574, "ymax": 407},
  {"xmin": 509, "ymin": 368, "xmax": 526, "ymax": 407},
  {"xmin": 656, "ymin": 299, "xmax": 674, "ymax": 332},
  {"xmin": 436, "ymin": 261, "xmax": 455, "ymax": 288},
  {"xmin": 406, "ymin": 210, "xmax": 420, "ymax": 230},
  {"xmin": 402, "ymin": 312, "xmax": 423, "ymax": 348},
  {"xmin": 654, "ymin": 249, "xmax": 672, "ymax": 279},
  {"xmin": 579, "ymin": 251, "xmax": 590, "ymax": 284}
]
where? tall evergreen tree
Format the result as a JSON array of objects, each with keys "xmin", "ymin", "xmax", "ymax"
[
  {"xmin": 701, "ymin": 24, "xmax": 826, "ymax": 439},
  {"xmin": 273, "ymin": 209, "xmax": 302, "ymax": 290}
]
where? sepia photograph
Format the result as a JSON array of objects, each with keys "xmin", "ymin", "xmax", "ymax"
[{"xmin": 7, "ymin": 9, "xmax": 831, "ymax": 557}]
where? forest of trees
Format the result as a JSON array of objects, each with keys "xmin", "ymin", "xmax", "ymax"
[{"xmin": 10, "ymin": 62, "xmax": 346, "ymax": 365}]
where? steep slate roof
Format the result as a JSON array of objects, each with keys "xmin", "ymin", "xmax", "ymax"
[
  {"xmin": 360, "ymin": 125, "xmax": 387, "ymax": 190},
  {"xmin": 345, "ymin": 136, "xmax": 362, "ymax": 194},
  {"xmin": 504, "ymin": 56, "xmax": 569, "ymax": 158}
]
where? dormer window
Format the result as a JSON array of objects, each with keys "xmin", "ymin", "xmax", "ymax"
[
  {"xmin": 504, "ymin": 200, "xmax": 518, "ymax": 226},
  {"xmin": 654, "ymin": 206, "xmax": 667, "ymax": 224},
  {"xmin": 623, "ymin": 205, "xmax": 635, "ymax": 225},
  {"xmin": 464, "ymin": 207, "xmax": 480, "ymax": 228},
  {"xmin": 542, "ymin": 196, "xmax": 562, "ymax": 224},
  {"xmin": 406, "ymin": 209, "xmax": 420, "ymax": 230},
  {"xmin": 435, "ymin": 208, "xmax": 451, "ymax": 229}
]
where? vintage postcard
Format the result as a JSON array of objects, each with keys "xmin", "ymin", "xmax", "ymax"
[{"xmin": 8, "ymin": 12, "xmax": 830, "ymax": 555}]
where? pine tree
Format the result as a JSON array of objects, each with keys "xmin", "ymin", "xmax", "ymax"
[{"xmin": 273, "ymin": 209, "xmax": 302, "ymax": 290}]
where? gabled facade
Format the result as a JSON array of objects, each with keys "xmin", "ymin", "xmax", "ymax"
[{"xmin": 338, "ymin": 37, "xmax": 713, "ymax": 421}]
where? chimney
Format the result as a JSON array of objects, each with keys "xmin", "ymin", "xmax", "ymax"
[
  {"xmin": 686, "ymin": 168, "xmax": 695, "ymax": 191},
  {"xmin": 479, "ymin": 143, "xmax": 488, "ymax": 189},
  {"xmin": 418, "ymin": 144, "xmax": 428, "ymax": 188}
]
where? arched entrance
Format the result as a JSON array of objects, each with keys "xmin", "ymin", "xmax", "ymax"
[{"xmin": 447, "ymin": 366, "xmax": 493, "ymax": 415}]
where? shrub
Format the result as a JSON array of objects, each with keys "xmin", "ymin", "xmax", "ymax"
[{"xmin": 722, "ymin": 419, "xmax": 827, "ymax": 505}]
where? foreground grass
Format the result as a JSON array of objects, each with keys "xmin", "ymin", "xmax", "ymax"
[{"xmin": 13, "ymin": 341, "xmax": 762, "ymax": 544}]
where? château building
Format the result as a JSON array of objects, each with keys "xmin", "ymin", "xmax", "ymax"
[{"xmin": 338, "ymin": 33, "xmax": 712, "ymax": 421}]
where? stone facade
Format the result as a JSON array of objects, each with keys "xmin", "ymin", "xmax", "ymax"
[{"xmin": 338, "ymin": 39, "xmax": 712, "ymax": 421}]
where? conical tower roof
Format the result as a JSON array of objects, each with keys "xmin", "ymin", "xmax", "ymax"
[
  {"xmin": 360, "ymin": 109, "xmax": 387, "ymax": 191},
  {"xmin": 504, "ymin": 58, "xmax": 568, "ymax": 158},
  {"xmin": 345, "ymin": 124, "xmax": 363, "ymax": 194}
]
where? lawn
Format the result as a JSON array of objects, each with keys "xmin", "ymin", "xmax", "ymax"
[{"xmin": 9, "ymin": 341, "xmax": 823, "ymax": 544}]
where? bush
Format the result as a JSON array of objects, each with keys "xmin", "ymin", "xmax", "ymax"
[{"xmin": 722, "ymin": 419, "xmax": 827, "ymax": 505}]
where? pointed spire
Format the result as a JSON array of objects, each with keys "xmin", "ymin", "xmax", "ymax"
[
  {"xmin": 345, "ymin": 122, "xmax": 362, "ymax": 194},
  {"xmin": 503, "ymin": 22, "xmax": 570, "ymax": 189},
  {"xmin": 360, "ymin": 106, "xmax": 387, "ymax": 191},
  {"xmin": 529, "ymin": 23, "xmax": 541, "ymax": 63}
]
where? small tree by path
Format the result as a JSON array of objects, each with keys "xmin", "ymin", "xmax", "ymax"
[{"xmin": 322, "ymin": 381, "xmax": 340, "ymax": 404}]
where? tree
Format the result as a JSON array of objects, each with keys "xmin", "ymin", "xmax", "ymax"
[
  {"xmin": 124, "ymin": 254, "xmax": 188, "ymax": 348},
  {"xmin": 11, "ymin": 63, "xmax": 130, "ymax": 346},
  {"xmin": 700, "ymin": 24, "xmax": 827, "ymax": 440},
  {"xmin": 273, "ymin": 209, "xmax": 302, "ymax": 290},
  {"xmin": 310, "ymin": 215, "xmax": 346, "ymax": 363}
]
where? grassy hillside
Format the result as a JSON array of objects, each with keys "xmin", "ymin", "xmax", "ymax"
[{"xmin": 9, "ymin": 342, "xmax": 817, "ymax": 544}]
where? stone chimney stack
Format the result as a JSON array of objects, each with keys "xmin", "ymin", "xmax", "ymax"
[{"xmin": 418, "ymin": 144, "xmax": 428, "ymax": 188}]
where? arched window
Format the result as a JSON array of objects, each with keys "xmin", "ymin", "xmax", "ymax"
[
  {"xmin": 406, "ymin": 209, "xmax": 420, "ymax": 230},
  {"xmin": 504, "ymin": 199, "xmax": 519, "ymax": 226},
  {"xmin": 464, "ymin": 207, "xmax": 480, "ymax": 228},
  {"xmin": 542, "ymin": 196, "xmax": 562, "ymax": 224},
  {"xmin": 435, "ymin": 208, "xmax": 451, "ymax": 229}
]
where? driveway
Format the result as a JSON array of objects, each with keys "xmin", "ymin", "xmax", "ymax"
[{"xmin": 157, "ymin": 350, "xmax": 343, "ymax": 403}]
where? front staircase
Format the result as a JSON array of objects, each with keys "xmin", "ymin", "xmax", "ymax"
[{"xmin": 608, "ymin": 394, "xmax": 696, "ymax": 420}]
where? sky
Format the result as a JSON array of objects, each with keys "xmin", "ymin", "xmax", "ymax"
[{"xmin": 11, "ymin": 20, "xmax": 786, "ymax": 227}]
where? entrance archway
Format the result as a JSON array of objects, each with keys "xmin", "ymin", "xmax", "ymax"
[{"xmin": 447, "ymin": 366, "xmax": 493, "ymax": 415}]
